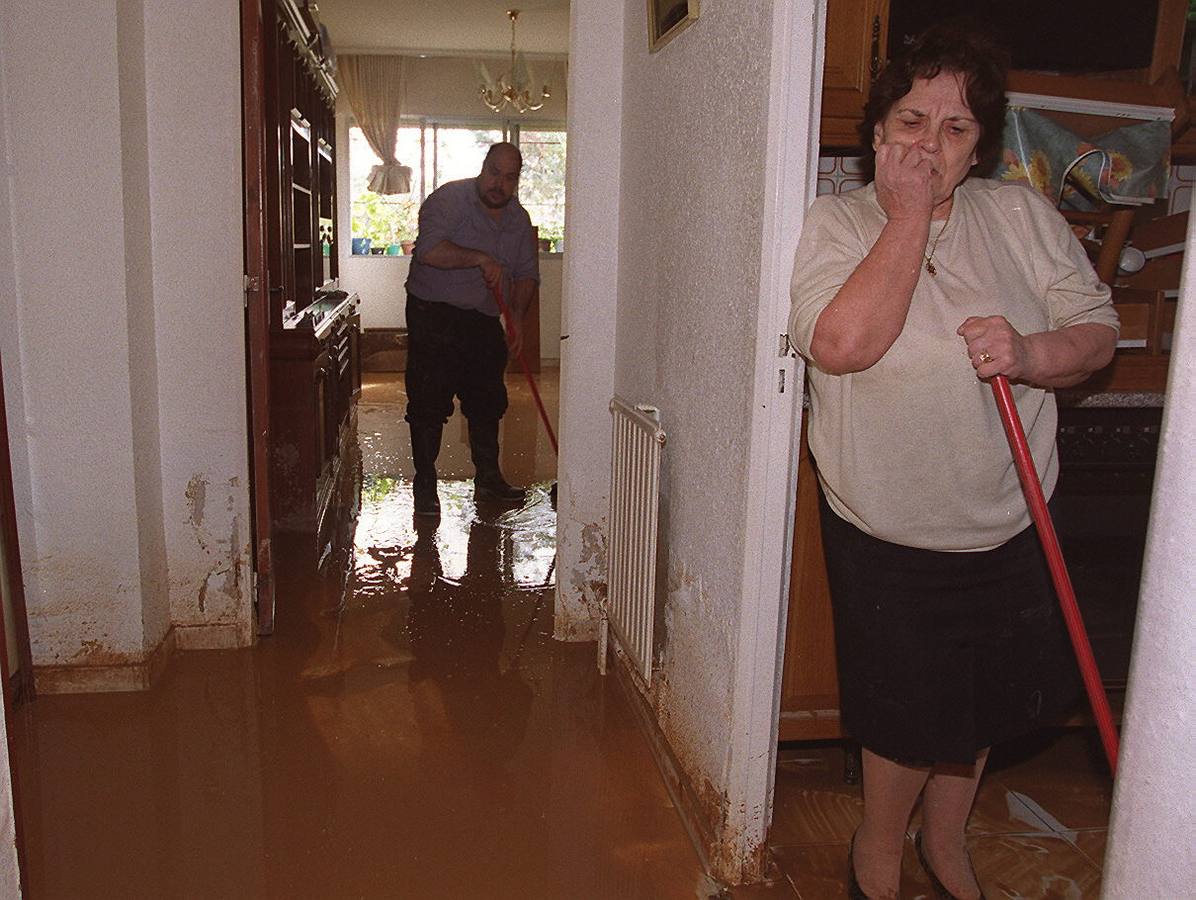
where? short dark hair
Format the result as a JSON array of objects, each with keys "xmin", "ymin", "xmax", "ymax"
[
  {"xmin": 859, "ymin": 24, "xmax": 1009, "ymax": 178},
  {"xmin": 484, "ymin": 141, "xmax": 523, "ymax": 169}
]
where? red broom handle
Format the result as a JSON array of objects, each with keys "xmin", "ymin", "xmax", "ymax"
[
  {"xmin": 492, "ymin": 280, "xmax": 558, "ymax": 456},
  {"xmin": 990, "ymin": 375, "xmax": 1119, "ymax": 773}
]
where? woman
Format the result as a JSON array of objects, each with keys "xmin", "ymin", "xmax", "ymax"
[{"xmin": 788, "ymin": 25, "xmax": 1118, "ymax": 900}]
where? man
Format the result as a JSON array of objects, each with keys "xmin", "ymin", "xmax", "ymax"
[{"xmin": 404, "ymin": 142, "xmax": 539, "ymax": 517}]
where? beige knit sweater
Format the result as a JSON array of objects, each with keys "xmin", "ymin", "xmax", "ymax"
[{"xmin": 789, "ymin": 178, "xmax": 1118, "ymax": 551}]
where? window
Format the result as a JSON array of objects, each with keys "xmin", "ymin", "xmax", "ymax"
[
  {"xmin": 349, "ymin": 121, "xmax": 567, "ymax": 254},
  {"xmin": 516, "ymin": 129, "xmax": 567, "ymax": 251}
]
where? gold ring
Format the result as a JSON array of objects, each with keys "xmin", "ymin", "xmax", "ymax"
[{"xmin": 977, "ymin": 352, "xmax": 993, "ymax": 364}]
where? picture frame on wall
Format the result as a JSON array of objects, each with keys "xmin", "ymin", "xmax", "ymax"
[{"xmin": 648, "ymin": 0, "xmax": 699, "ymax": 53}]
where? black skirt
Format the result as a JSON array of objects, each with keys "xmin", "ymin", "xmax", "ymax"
[{"xmin": 819, "ymin": 490, "xmax": 1081, "ymax": 765}]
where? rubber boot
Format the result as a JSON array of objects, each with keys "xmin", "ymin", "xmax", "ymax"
[
  {"xmin": 410, "ymin": 421, "xmax": 443, "ymax": 517},
  {"xmin": 468, "ymin": 418, "xmax": 525, "ymax": 503}
]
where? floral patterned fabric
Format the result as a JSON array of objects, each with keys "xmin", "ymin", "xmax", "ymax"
[{"xmin": 994, "ymin": 106, "xmax": 1170, "ymax": 210}]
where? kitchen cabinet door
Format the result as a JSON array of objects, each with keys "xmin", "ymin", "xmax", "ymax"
[{"xmin": 821, "ymin": 0, "xmax": 889, "ymax": 149}]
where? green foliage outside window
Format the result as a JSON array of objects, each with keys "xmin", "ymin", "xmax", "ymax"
[
  {"xmin": 350, "ymin": 192, "xmax": 418, "ymax": 249},
  {"xmin": 349, "ymin": 123, "xmax": 566, "ymax": 253},
  {"xmin": 519, "ymin": 130, "xmax": 567, "ymax": 251}
]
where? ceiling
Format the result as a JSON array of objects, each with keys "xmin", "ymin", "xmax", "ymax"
[{"xmin": 314, "ymin": 0, "xmax": 571, "ymax": 57}]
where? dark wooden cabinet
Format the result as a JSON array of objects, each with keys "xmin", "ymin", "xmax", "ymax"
[
  {"xmin": 261, "ymin": 0, "xmax": 359, "ymax": 565},
  {"xmin": 778, "ymin": 416, "xmax": 842, "ymax": 741},
  {"xmin": 269, "ymin": 303, "xmax": 360, "ymax": 546},
  {"xmin": 820, "ymin": 0, "xmax": 1187, "ymax": 152},
  {"xmin": 821, "ymin": 0, "xmax": 889, "ymax": 149}
]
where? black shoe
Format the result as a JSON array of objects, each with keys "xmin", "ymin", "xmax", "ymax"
[
  {"xmin": 915, "ymin": 831, "xmax": 985, "ymax": 900},
  {"xmin": 474, "ymin": 476, "xmax": 525, "ymax": 503},
  {"xmin": 467, "ymin": 418, "xmax": 524, "ymax": 504},
  {"xmin": 413, "ymin": 478, "xmax": 440, "ymax": 517}
]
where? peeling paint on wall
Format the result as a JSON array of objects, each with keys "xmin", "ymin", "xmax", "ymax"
[
  {"xmin": 185, "ymin": 474, "xmax": 207, "ymax": 530},
  {"xmin": 556, "ymin": 519, "xmax": 607, "ymax": 641},
  {"xmin": 69, "ymin": 637, "xmax": 137, "ymax": 667},
  {"xmin": 642, "ymin": 550, "xmax": 739, "ymax": 878},
  {"xmin": 178, "ymin": 474, "xmax": 248, "ymax": 623}
]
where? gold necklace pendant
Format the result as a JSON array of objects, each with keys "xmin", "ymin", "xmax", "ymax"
[{"xmin": 924, "ymin": 209, "xmax": 950, "ymax": 277}]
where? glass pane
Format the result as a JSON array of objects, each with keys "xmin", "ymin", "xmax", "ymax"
[
  {"xmin": 433, "ymin": 126, "xmax": 505, "ymax": 190},
  {"xmin": 518, "ymin": 130, "xmax": 567, "ymax": 251},
  {"xmin": 348, "ymin": 125, "xmax": 421, "ymax": 253}
]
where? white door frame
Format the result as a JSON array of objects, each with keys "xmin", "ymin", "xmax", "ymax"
[{"xmin": 722, "ymin": 0, "xmax": 827, "ymax": 880}]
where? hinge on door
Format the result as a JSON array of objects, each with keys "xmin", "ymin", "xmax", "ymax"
[{"xmin": 778, "ymin": 333, "xmax": 797, "ymax": 358}]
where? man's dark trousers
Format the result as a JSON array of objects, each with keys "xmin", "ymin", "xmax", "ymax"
[{"xmin": 405, "ymin": 293, "xmax": 518, "ymax": 512}]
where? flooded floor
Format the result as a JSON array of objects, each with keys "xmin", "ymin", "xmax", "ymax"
[
  {"xmin": 761, "ymin": 731, "xmax": 1113, "ymax": 898},
  {"xmin": 8, "ymin": 369, "xmax": 1114, "ymax": 898},
  {"xmin": 9, "ymin": 371, "xmax": 711, "ymax": 899}
]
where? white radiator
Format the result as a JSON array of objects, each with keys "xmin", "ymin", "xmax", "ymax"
[{"xmin": 601, "ymin": 398, "xmax": 666, "ymax": 687}]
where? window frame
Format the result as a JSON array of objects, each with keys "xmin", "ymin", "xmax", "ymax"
[{"xmin": 348, "ymin": 116, "xmax": 567, "ymax": 255}]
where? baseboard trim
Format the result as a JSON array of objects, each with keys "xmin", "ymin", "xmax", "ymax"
[
  {"xmin": 174, "ymin": 621, "xmax": 254, "ymax": 651},
  {"xmin": 607, "ymin": 642, "xmax": 724, "ymax": 884},
  {"xmin": 33, "ymin": 626, "xmax": 177, "ymax": 694}
]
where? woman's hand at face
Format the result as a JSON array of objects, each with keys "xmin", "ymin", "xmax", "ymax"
[
  {"xmin": 873, "ymin": 142, "xmax": 935, "ymax": 223},
  {"xmin": 957, "ymin": 315, "xmax": 1030, "ymax": 380}
]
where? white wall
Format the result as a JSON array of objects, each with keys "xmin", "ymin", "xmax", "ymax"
[
  {"xmin": 614, "ymin": 0, "xmax": 776, "ymax": 876},
  {"xmin": 560, "ymin": 0, "xmax": 819, "ymax": 882},
  {"xmin": 1103, "ymin": 213, "xmax": 1196, "ymax": 896},
  {"xmin": 555, "ymin": 0, "xmax": 624, "ymax": 639},
  {"xmin": 142, "ymin": 0, "xmax": 253, "ymax": 648},
  {"xmin": 1, "ymin": 0, "xmax": 164, "ymax": 676},
  {"xmin": 0, "ymin": 0, "xmax": 253, "ymax": 689}
]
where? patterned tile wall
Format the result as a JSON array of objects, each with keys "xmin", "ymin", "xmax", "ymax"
[{"xmin": 820, "ymin": 156, "xmax": 1196, "ymax": 216}]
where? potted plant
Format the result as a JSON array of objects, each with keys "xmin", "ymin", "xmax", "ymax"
[{"xmin": 539, "ymin": 224, "xmax": 564, "ymax": 252}]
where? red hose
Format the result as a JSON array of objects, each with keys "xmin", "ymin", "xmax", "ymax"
[
  {"xmin": 491, "ymin": 281, "xmax": 558, "ymax": 456},
  {"xmin": 990, "ymin": 375, "xmax": 1119, "ymax": 773}
]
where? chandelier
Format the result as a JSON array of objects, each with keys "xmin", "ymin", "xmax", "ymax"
[{"xmin": 479, "ymin": 9, "xmax": 551, "ymax": 114}]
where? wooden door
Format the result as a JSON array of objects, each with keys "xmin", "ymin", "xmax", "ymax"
[
  {"xmin": 0, "ymin": 344, "xmax": 32, "ymax": 889},
  {"xmin": 778, "ymin": 417, "xmax": 844, "ymax": 740},
  {"xmin": 0, "ymin": 347, "xmax": 34, "ymax": 701},
  {"xmin": 821, "ymin": 0, "xmax": 889, "ymax": 148},
  {"xmin": 241, "ymin": 0, "xmax": 277, "ymax": 635}
]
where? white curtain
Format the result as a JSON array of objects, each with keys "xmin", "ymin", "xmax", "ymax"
[{"xmin": 338, "ymin": 55, "xmax": 412, "ymax": 194}]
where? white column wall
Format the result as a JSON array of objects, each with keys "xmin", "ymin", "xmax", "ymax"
[
  {"xmin": 1103, "ymin": 220, "xmax": 1196, "ymax": 895},
  {"xmin": 554, "ymin": 0, "xmax": 624, "ymax": 638},
  {"xmin": 612, "ymin": 0, "xmax": 775, "ymax": 880},
  {"xmin": 116, "ymin": 0, "xmax": 172, "ymax": 657},
  {"xmin": 1, "ymin": 0, "xmax": 159, "ymax": 668},
  {"xmin": 142, "ymin": 0, "xmax": 253, "ymax": 649},
  {"xmin": 0, "ymin": 0, "xmax": 254, "ymax": 685}
]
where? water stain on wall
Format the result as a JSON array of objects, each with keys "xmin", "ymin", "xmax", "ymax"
[
  {"xmin": 186, "ymin": 474, "xmax": 246, "ymax": 616},
  {"xmin": 185, "ymin": 474, "xmax": 207, "ymax": 530},
  {"xmin": 559, "ymin": 520, "xmax": 607, "ymax": 640}
]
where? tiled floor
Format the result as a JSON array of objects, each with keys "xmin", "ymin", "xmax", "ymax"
[
  {"xmin": 7, "ymin": 369, "xmax": 1117, "ymax": 898},
  {"xmin": 760, "ymin": 729, "xmax": 1113, "ymax": 898}
]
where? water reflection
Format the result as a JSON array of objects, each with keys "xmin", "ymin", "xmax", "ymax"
[{"xmin": 353, "ymin": 474, "xmax": 557, "ymax": 596}]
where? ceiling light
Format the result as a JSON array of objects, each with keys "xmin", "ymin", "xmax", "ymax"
[{"xmin": 479, "ymin": 9, "xmax": 551, "ymax": 115}]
